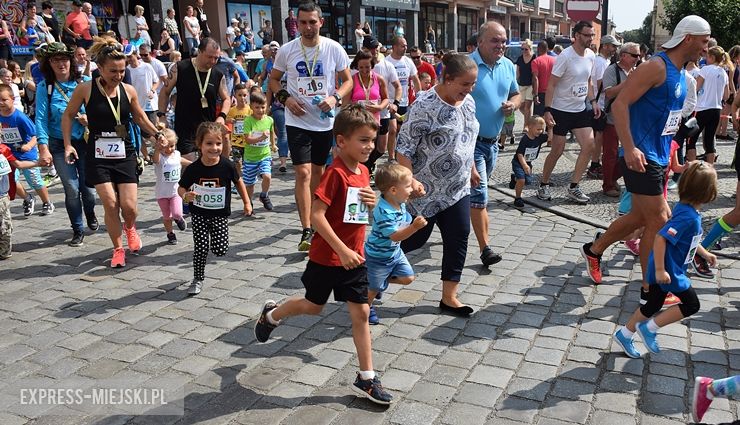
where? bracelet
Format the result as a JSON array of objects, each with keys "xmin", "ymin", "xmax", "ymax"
[
  {"xmin": 544, "ymin": 107, "xmax": 552, "ymax": 113},
  {"xmin": 217, "ymin": 112, "xmax": 227, "ymax": 120},
  {"xmin": 276, "ymin": 89, "xmax": 291, "ymax": 104}
]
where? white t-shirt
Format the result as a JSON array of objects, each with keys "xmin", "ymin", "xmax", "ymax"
[
  {"xmin": 696, "ymin": 64, "xmax": 728, "ymax": 111},
  {"xmin": 551, "ymin": 46, "xmax": 595, "ymax": 113},
  {"xmin": 384, "ymin": 55, "xmax": 417, "ymax": 107},
  {"xmin": 591, "ymin": 54, "xmax": 609, "ymax": 109},
  {"xmin": 373, "ymin": 59, "xmax": 399, "ymax": 119},
  {"xmin": 146, "ymin": 58, "xmax": 168, "ymax": 95},
  {"xmin": 273, "ymin": 36, "xmax": 350, "ymax": 131},
  {"xmin": 682, "ymin": 72, "xmax": 697, "ymax": 118},
  {"xmin": 226, "ymin": 26, "xmax": 236, "ymax": 46},
  {"xmin": 128, "ymin": 62, "xmax": 158, "ymax": 111},
  {"xmin": 154, "ymin": 150, "xmax": 182, "ymax": 199}
]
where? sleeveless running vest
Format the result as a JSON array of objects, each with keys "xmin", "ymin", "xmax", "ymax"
[
  {"xmin": 86, "ymin": 80, "xmax": 135, "ymax": 156},
  {"xmin": 628, "ymin": 51, "xmax": 687, "ymax": 166}
]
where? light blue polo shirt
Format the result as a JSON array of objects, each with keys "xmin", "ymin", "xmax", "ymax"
[{"xmin": 470, "ymin": 49, "xmax": 519, "ymax": 139}]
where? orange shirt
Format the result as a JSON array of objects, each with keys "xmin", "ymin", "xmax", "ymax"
[{"xmin": 65, "ymin": 10, "xmax": 91, "ymax": 40}]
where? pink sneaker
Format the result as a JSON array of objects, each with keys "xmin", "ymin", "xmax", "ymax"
[
  {"xmin": 124, "ymin": 226, "xmax": 142, "ymax": 253},
  {"xmin": 692, "ymin": 376, "xmax": 714, "ymax": 422},
  {"xmin": 111, "ymin": 247, "xmax": 126, "ymax": 268},
  {"xmin": 624, "ymin": 239, "xmax": 640, "ymax": 256}
]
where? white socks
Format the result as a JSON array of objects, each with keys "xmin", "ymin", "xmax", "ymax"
[
  {"xmin": 359, "ymin": 370, "xmax": 375, "ymax": 380},
  {"xmin": 266, "ymin": 310, "xmax": 280, "ymax": 325},
  {"xmin": 619, "ymin": 326, "xmax": 634, "ymax": 338},
  {"xmin": 646, "ymin": 318, "xmax": 660, "ymax": 333}
]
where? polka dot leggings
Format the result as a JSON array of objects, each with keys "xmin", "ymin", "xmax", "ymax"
[{"xmin": 191, "ymin": 214, "xmax": 229, "ymax": 281}]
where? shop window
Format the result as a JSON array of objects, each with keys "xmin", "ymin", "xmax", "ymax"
[{"xmin": 421, "ymin": 4, "xmax": 447, "ymax": 50}]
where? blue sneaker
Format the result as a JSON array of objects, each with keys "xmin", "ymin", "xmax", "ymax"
[
  {"xmin": 614, "ymin": 328, "xmax": 641, "ymax": 358},
  {"xmin": 368, "ymin": 305, "xmax": 380, "ymax": 325},
  {"xmin": 637, "ymin": 321, "xmax": 661, "ymax": 354}
]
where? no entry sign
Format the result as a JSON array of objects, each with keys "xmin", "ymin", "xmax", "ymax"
[{"xmin": 566, "ymin": 0, "xmax": 601, "ymax": 22}]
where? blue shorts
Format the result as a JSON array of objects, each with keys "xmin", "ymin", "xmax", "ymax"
[
  {"xmin": 511, "ymin": 160, "xmax": 533, "ymax": 185},
  {"xmin": 242, "ymin": 157, "xmax": 272, "ymax": 185},
  {"xmin": 365, "ymin": 249, "xmax": 414, "ymax": 293},
  {"xmin": 15, "ymin": 167, "xmax": 45, "ymax": 191},
  {"xmin": 470, "ymin": 139, "xmax": 499, "ymax": 209}
]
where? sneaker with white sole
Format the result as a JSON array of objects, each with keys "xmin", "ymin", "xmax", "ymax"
[
  {"xmin": 636, "ymin": 321, "xmax": 661, "ymax": 354},
  {"xmin": 22, "ymin": 196, "xmax": 35, "ymax": 216},
  {"xmin": 40, "ymin": 202, "xmax": 55, "ymax": 216},
  {"xmin": 567, "ymin": 185, "xmax": 590, "ymax": 204},
  {"xmin": 188, "ymin": 280, "xmax": 203, "ymax": 295},
  {"xmin": 352, "ymin": 373, "xmax": 393, "ymax": 405},
  {"xmin": 537, "ymin": 184, "xmax": 552, "ymax": 201},
  {"xmin": 614, "ymin": 328, "xmax": 641, "ymax": 358}
]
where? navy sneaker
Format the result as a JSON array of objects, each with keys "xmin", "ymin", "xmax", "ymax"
[
  {"xmin": 368, "ymin": 305, "xmax": 380, "ymax": 325},
  {"xmin": 254, "ymin": 300, "xmax": 278, "ymax": 343},
  {"xmin": 352, "ymin": 373, "xmax": 393, "ymax": 405}
]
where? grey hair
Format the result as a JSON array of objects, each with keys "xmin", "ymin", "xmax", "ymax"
[
  {"xmin": 138, "ymin": 43, "xmax": 151, "ymax": 54},
  {"xmin": 620, "ymin": 42, "xmax": 640, "ymax": 55}
]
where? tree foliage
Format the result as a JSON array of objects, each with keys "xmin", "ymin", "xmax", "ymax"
[
  {"xmin": 622, "ymin": 12, "xmax": 653, "ymax": 48},
  {"xmin": 660, "ymin": 0, "xmax": 740, "ymax": 49}
]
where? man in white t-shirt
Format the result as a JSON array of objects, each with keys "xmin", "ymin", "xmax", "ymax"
[
  {"xmin": 139, "ymin": 44, "xmax": 168, "ymax": 97},
  {"xmin": 362, "ymin": 36, "xmax": 401, "ymax": 172},
  {"xmin": 538, "ymin": 21, "xmax": 601, "ymax": 204},
  {"xmin": 269, "ymin": 2, "xmax": 352, "ymax": 251},
  {"xmin": 225, "ymin": 18, "xmax": 239, "ymax": 57},
  {"xmin": 587, "ymin": 34, "xmax": 621, "ymax": 181},
  {"xmin": 126, "ymin": 46, "xmax": 159, "ymax": 162},
  {"xmin": 385, "ymin": 36, "xmax": 420, "ymax": 162}
]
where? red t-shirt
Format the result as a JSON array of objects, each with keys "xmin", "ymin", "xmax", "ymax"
[
  {"xmin": 0, "ymin": 144, "xmax": 18, "ymax": 200},
  {"xmin": 66, "ymin": 10, "xmax": 91, "ymax": 41},
  {"xmin": 531, "ymin": 54, "xmax": 556, "ymax": 94},
  {"xmin": 416, "ymin": 60, "xmax": 437, "ymax": 86},
  {"xmin": 309, "ymin": 157, "xmax": 370, "ymax": 267}
]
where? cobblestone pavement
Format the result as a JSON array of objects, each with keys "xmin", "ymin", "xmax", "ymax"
[{"xmin": 1, "ymin": 124, "xmax": 740, "ymax": 425}]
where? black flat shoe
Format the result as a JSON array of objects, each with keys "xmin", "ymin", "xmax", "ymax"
[{"xmin": 439, "ymin": 301, "xmax": 474, "ymax": 317}]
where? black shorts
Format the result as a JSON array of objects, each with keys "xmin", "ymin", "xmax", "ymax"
[
  {"xmin": 533, "ymin": 93, "xmax": 546, "ymax": 117},
  {"xmin": 286, "ymin": 126, "xmax": 333, "ymax": 166},
  {"xmin": 592, "ymin": 111, "xmax": 607, "ymax": 132},
  {"xmin": 619, "ymin": 157, "xmax": 666, "ymax": 196},
  {"xmin": 178, "ymin": 138, "xmax": 196, "ymax": 155},
  {"xmin": 85, "ymin": 154, "xmax": 139, "ymax": 187},
  {"xmin": 302, "ymin": 260, "xmax": 369, "ymax": 305},
  {"xmin": 378, "ymin": 118, "xmax": 390, "ymax": 136},
  {"xmin": 551, "ymin": 108, "xmax": 592, "ymax": 136}
]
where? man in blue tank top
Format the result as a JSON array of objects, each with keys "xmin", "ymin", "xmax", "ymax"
[{"xmin": 580, "ymin": 16, "xmax": 711, "ymax": 293}]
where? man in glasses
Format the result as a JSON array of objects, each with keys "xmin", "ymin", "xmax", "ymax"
[
  {"xmin": 469, "ymin": 21, "xmax": 520, "ymax": 267},
  {"xmin": 588, "ymin": 35, "xmax": 622, "ymax": 183},
  {"xmin": 537, "ymin": 20, "xmax": 599, "ymax": 205},
  {"xmin": 581, "ymin": 16, "xmax": 711, "ymax": 298},
  {"xmin": 408, "ymin": 47, "xmax": 435, "ymax": 86}
]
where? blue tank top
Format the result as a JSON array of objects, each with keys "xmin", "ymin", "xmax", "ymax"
[{"xmin": 628, "ymin": 52, "xmax": 686, "ymax": 166}]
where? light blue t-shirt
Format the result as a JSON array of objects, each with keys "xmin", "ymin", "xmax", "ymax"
[
  {"xmin": 647, "ymin": 202, "xmax": 702, "ymax": 293},
  {"xmin": 365, "ymin": 196, "xmax": 412, "ymax": 259},
  {"xmin": 470, "ymin": 49, "xmax": 519, "ymax": 139}
]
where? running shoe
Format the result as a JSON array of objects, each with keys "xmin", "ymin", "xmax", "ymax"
[
  {"xmin": 298, "ymin": 228, "xmax": 313, "ymax": 252},
  {"xmin": 691, "ymin": 376, "xmax": 715, "ymax": 423},
  {"xmin": 23, "ymin": 196, "xmax": 35, "ymax": 216},
  {"xmin": 254, "ymin": 300, "xmax": 278, "ymax": 342},
  {"xmin": 352, "ymin": 373, "xmax": 393, "ymax": 405},
  {"xmin": 636, "ymin": 321, "xmax": 661, "ymax": 354},
  {"xmin": 69, "ymin": 230, "xmax": 84, "ymax": 247},
  {"xmin": 111, "ymin": 247, "xmax": 126, "ymax": 268},
  {"xmin": 513, "ymin": 197, "xmax": 525, "ymax": 209},
  {"xmin": 537, "ymin": 184, "xmax": 552, "ymax": 201},
  {"xmin": 260, "ymin": 193, "xmax": 274, "ymax": 211},
  {"xmin": 613, "ymin": 328, "xmax": 641, "ymax": 358},
  {"xmin": 664, "ymin": 292, "xmax": 681, "ymax": 307},
  {"xmin": 167, "ymin": 232, "xmax": 177, "ymax": 245},
  {"xmin": 86, "ymin": 213, "xmax": 99, "ymax": 231},
  {"xmin": 175, "ymin": 218, "xmax": 187, "ymax": 231},
  {"xmin": 125, "ymin": 226, "xmax": 142, "ymax": 253},
  {"xmin": 692, "ymin": 255, "xmax": 714, "ymax": 279},
  {"xmin": 567, "ymin": 185, "xmax": 590, "ymax": 204},
  {"xmin": 624, "ymin": 239, "xmax": 640, "ymax": 256},
  {"xmin": 580, "ymin": 242, "xmax": 602, "ymax": 284},
  {"xmin": 40, "ymin": 202, "xmax": 55, "ymax": 216},
  {"xmin": 279, "ymin": 166, "xmax": 287, "ymax": 173},
  {"xmin": 188, "ymin": 280, "xmax": 202, "ymax": 295},
  {"xmin": 368, "ymin": 305, "xmax": 380, "ymax": 325}
]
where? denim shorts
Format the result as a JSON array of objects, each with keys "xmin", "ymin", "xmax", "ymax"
[
  {"xmin": 511, "ymin": 160, "xmax": 533, "ymax": 185},
  {"xmin": 365, "ymin": 249, "xmax": 414, "ymax": 293}
]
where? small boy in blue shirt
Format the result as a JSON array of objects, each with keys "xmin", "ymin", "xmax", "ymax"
[
  {"xmin": 0, "ymin": 84, "xmax": 54, "ymax": 216},
  {"xmin": 613, "ymin": 162, "xmax": 718, "ymax": 358},
  {"xmin": 509, "ymin": 115, "xmax": 547, "ymax": 208},
  {"xmin": 365, "ymin": 163, "xmax": 427, "ymax": 324}
]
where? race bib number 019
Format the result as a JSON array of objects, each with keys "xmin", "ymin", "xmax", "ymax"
[
  {"xmin": 162, "ymin": 164, "xmax": 181, "ymax": 183},
  {"xmin": 94, "ymin": 137, "xmax": 126, "ymax": 159},
  {"xmin": 661, "ymin": 110, "xmax": 682, "ymax": 136},
  {"xmin": 192, "ymin": 184, "xmax": 226, "ymax": 209},
  {"xmin": 297, "ymin": 76, "xmax": 327, "ymax": 97},
  {"xmin": 524, "ymin": 147, "xmax": 539, "ymax": 161},
  {"xmin": 343, "ymin": 187, "xmax": 369, "ymax": 224}
]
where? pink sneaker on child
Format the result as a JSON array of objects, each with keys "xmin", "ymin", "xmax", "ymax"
[
  {"xmin": 624, "ymin": 239, "xmax": 640, "ymax": 256},
  {"xmin": 692, "ymin": 376, "xmax": 714, "ymax": 422}
]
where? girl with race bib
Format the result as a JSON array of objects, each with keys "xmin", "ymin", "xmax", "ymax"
[
  {"xmin": 178, "ymin": 122, "xmax": 251, "ymax": 295},
  {"xmin": 153, "ymin": 128, "xmax": 191, "ymax": 245}
]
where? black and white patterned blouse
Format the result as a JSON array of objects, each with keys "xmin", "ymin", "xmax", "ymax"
[{"xmin": 396, "ymin": 88, "xmax": 479, "ymax": 217}]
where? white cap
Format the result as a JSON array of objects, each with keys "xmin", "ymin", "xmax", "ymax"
[
  {"xmin": 231, "ymin": 18, "xmax": 239, "ymax": 24},
  {"xmin": 662, "ymin": 15, "xmax": 711, "ymax": 49},
  {"xmin": 269, "ymin": 41, "xmax": 280, "ymax": 49}
]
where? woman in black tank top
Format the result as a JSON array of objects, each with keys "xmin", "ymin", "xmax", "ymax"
[{"xmin": 61, "ymin": 38, "xmax": 165, "ymax": 269}]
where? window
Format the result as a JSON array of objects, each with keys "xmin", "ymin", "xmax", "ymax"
[
  {"xmin": 546, "ymin": 23, "xmax": 558, "ymax": 36},
  {"xmin": 530, "ymin": 20, "xmax": 544, "ymax": 41},
  {"xmin": 555, "ymin": 1, "xmax": 564, "ymax": 14},
  {"xmin": 365, "ymin": 7, "xmax": 406, "ymax": 47},
  {"xmin": 286, "ymin": 0, "xmax": 353, "ymax": 48},
  {"xmin": 421, "ymin": 4, "xmax": 447, "ymax": 50},
  {"xmin": 457, "ymin": 8, "xmax": 478, "ymax": 50}
]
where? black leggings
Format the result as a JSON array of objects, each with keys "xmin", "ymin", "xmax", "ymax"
[
  {"xmin": 191, "ymin": 214, "xmax": 229, "ymax": 281},
  {"xmin": 401, "ymin": 196, "xmax": 470, "ymax": 282},
  {"xmin": 640, "ymin": 286, "xmax": 700, "ymax": 318},
  {"xmin": 686, "ymin": 109, "xmax": 720, "ymax": 154}
]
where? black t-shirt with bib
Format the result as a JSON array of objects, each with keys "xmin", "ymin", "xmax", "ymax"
[{"xmin": 179, "ymin": 156, "xmax": 240, "ymax": 217}]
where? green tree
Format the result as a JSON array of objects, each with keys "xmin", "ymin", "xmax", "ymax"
[
  {"xmin": 660, "ymin": 0, "xmax": 740, "ymax": 49},
  {"xmin": 622, "ymin": 12, "xmax": 653, "ymax": 47}
]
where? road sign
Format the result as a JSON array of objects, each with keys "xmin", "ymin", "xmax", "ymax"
[{"xmin": 566, "ymin": 0, "xmax": 601, "ymax": 22}]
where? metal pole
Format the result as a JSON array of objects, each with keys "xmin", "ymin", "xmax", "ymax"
[{"xmin": 601, "ymin": 0, "xmax": 609, "ymax": 35}]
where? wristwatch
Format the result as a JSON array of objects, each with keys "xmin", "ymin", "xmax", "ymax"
[{"xmin": 333, "ymin": 93, "xmax": 342, "ymax": 106}]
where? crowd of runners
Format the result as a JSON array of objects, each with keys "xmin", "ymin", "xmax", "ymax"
[{"xmin": 1, "ymin": 2, "xmax": 739, "ymax": 418}]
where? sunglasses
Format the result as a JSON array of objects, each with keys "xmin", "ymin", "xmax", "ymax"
[
  {"xmin": 624, "ymin": 52, "xmax": 639, "ymax": 58},
  {"xmin": 410, "ymin": 55, "xmax": 421, "ymax": 59}
]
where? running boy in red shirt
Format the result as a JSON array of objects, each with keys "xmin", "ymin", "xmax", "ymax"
[{"xmin": 253, "ymin": 104, "xmax": 393, "ymax": 405}]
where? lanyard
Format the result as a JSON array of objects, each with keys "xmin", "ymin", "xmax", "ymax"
[
  {"xmin": 192, "ymin": 58, "xmax": 212, "ymax": 101},
  {"xmin": 95, "ymin": 77, "xmax": 121, "ymax": 126},
  {"xmin": 54, "ymin": 82, "xmax": 71, "ymax": 102},
  {"xmin": 299, "ymin": 38, "xmax": 321, "ymax": 77},
  {"xmin": 358, "ymin": 72, "xmax": 373, "ymax": 102}
]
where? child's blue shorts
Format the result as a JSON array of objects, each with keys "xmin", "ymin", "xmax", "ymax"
[{"xmin": 365, "ymin": 248, "xmax": 414, "ymax": 293}]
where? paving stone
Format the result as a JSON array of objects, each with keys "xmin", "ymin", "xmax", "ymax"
[
  {"xmin": 390, "ymin": 401, "xmax": 441, "ymax": 425},
  {"xmin": 589, "ymin": 410, "xmax": 637, "ymax": 425},
  {"xmin": 289, "ymin": 364, "xmax": 336, "ymax": 387},
  {"xmin": 495, "ymin": 396, "xmax": 540, "ymax": 423},
  {"xmin": 379, "ymin": 368, "xmax": 421, "ymax": 392},
  {"xmin": 467, "ymin": 365, "xmax": 514, "ymax": 388},
  {"xmin": 440, "ymin": 402, "xmax": 491, "ymax": 425},
  {"xmin": 406, "ymin": 381, "xmax": 457, "ymax": 406}
]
